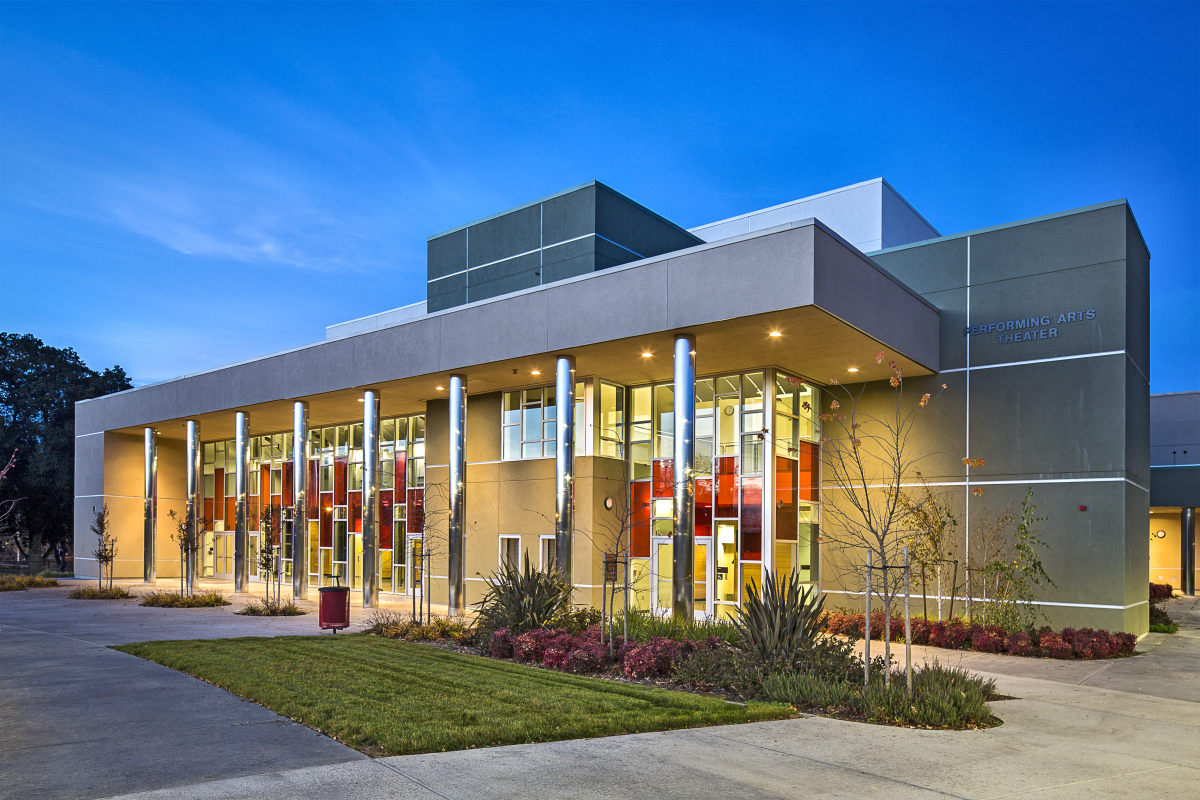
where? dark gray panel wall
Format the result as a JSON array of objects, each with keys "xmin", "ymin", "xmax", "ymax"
[{"xmin": 426, "ymin": 182, "xmax": 704, "ymax": 311}]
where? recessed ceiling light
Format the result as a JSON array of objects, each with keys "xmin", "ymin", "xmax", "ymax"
[
  {"xmin": 357, "ymin": 399, "xmax": 364, "ymax": 402},
  {"xmin": 769, "ymin": 331, "xmax": 782, "ymax": 337},
  {"xmin": 531, "ymin": 370, "xmax": 541, "ymax": 376},
  {"xmin": 847, "ymin": 368, "xmax": 859, "ymax": 373},
  {"xmin": 436, "ymin": 385, "xmax": 445, "ymax": 390},
  {"xmin": 642, "ymin": 352, "xmax": 652, "ymax": 358}
]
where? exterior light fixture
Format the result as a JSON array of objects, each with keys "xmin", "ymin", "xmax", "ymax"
[
  {"xmin": 642, "ymin": 352, "xmax": 652, "ymax": 358},
  {"xmin": 357, "ymin": 398, "xmax": 364, "ymax": 402},
  {"xmin": 769, "ymin": 331, "xmax": 782, "ymax": 337},
  {"xmin": 436, "ymin": 385, "xmax": 445, "ymax": 391},
  {"xmin": 531, "ymin": 370, "xmax": 541, "ymax": 376},
  {"xmin": 847, "ymin": 368, "xmax": 859, "ymax": 373},
  {"xmin": 604, "ymin": 497, "xmax": 615, "ymax": 510}
]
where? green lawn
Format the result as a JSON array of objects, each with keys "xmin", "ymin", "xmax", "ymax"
[{"xmin": 115, "ymin": 635, "xmax": 792, "ymax": 756}]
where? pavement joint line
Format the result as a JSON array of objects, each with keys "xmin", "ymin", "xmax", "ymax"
[
  {"xmin": 375, "ymin": 759, "xmax": 460, "ymax": 800},
  {"xmin": 976, "ymin": 760, "xmax": 1200, "ymax": 799},
  {"xmin": 1, "ymin": 622, "xmax": 118, "ymax": 647},
  {"xmin": 1074, "ymin": 659, "xmax": 1118, "ymax": 685},
  {"xmin": 5, "ymin": 718, "xmax": 301, "ymax": 754},
  {"xmin": 692, "ymin": 727, "xmax": 970, "ymax": 799}
]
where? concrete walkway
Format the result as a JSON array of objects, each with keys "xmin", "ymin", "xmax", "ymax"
[{"xmin": 3, "ymin": 583, "xmax": 1198, "ymax": 800}]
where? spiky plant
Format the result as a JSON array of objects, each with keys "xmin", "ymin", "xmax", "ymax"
[
  {"xmin": 475, "ymin": 554, "xmax": 571, "ymax": 645},
  {"xmin": 734, "ymin": 568, "xmax": 826, "ymax": 671}
]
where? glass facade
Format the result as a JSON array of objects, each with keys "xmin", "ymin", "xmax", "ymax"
[
  {"xmin": 201, "ymin": 414, "xmax": 425, "ymax": 593},
  {"xmin": 501, "ymin": 382, "xmax": 586, "ymax": 461},
  {"xmin": 626, "ymin": 369, "xmax": 820, "ymax": 619}
]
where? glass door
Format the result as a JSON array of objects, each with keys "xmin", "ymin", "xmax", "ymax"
[
  {"xmin": 714, "ymin": 521, "xmax": 739, "ymax": 620},
  {"xmin": 347, "ymin": 533, "xmax": 363, "ymax": 590},
  {"xmin": 652, "ymin": 537, "xmax": 672, "ymax": 614}
]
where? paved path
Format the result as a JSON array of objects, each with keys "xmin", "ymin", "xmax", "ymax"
[{"xmin": 3, "ymin": 583, "xmax": 1199, "ymax": 799}]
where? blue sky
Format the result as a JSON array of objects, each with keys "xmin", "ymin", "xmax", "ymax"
[{"xmin": 2, "ymin": 2, "xmax": 1196, "ymax": 392}]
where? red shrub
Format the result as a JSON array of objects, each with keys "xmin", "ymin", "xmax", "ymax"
[
  {"xmin": 513, "ymin": 629, "xmax": 556, "ymax": 663},
  {"xmin": 1150, "ymin": 582, "xmax": 1174, "ymax": 602},
  {"xmin": 562, "ymin": 641, "xmax": 608, "ymax": 674},
  {"xmin": 909, "ymin": 618, "xmax": 933, "ymax": 646},
  {"xmin": 972, "ymin": 626, "xmax": 1006, "ymax": 653},
  {"xmin": 1039, "ymin": 632, "xmax": 1073, "ymax": 659},
  {"xmin": 930, "ymin": 620, "xmax": 971, "ymax": 649},
  {"xmin": 1005, "ymin": 631, "xmax": 1038, "ymax": 656},
  {"xmin": 541, "ymin": 632, "xmax": 580, "ymax": 669},
  {"xmin": 489, "ymin": 627, "xmax": 514, "ymax": 659},
  {"xmin": 622, "ymin": 637, "xmax": 684, "ymax": 679},
  {"xmin": 1115, "ymin": 632, "xmax": 1137, "ymax": 655}
]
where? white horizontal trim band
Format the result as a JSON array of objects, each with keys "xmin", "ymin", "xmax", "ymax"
[
  {"xmin": 428, "ymin": 232, "xmax": 603, "ymax": 283},
  {"xmin": 824, "ymin": 589, "xmax": 1146, "ymax": 610},
  {"xmin": 75, "ymin": 431, "xmax": 104, "ymax": 438},
  {"xmin": 834, "ymin": 476, "xmax": 1148, "ymax": 490},
  {"xmin": 939, "ymin": 350, "xmax": 1125, "ymax": 374},
  {"xmin": 594, "ymin": 233, "xmax": 645, "ymax": 259}
]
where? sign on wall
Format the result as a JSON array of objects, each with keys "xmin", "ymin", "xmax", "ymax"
[{"xmin": 964, "ymin": 309, "xmax": 1097, "ymax": 345}]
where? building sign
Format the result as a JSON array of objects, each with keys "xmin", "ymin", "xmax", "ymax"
[{"xmin": 964, "ymin": 309, "xmax": 1096, "ymax": 345}]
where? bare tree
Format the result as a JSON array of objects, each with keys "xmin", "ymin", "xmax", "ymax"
[
  {"xmin": 0, "ymin": 449, "xmax": 27, "ymax": 567},
  {"xmin": 258, "ymin": 504, "xmax": 284, "ymax": 607},
  {"xmin": 898, "ymin": 474, "xmax": 963, "ymax": 621},
  {"xmin": 817, "ymin": 352, "xmax": 952, "ymax": 684},
  {"xmin": 166, "ymin": 508, "xmax": 206, "ymax": 597},
  {"xmin": 90, "ymin": 505, "xmax": 116, "ymax": 591}
]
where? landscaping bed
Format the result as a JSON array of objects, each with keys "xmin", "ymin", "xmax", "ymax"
[
  {"xmin": 822, "ymin": 612, "xmax": 1137, "ymax": 660},
  {"xmin": 139, "ymin": 590, "xmax": 230, "ymax": 608},
  {"xmin": 115, "ymin": 635, "xmax": 791, "ymax": 756},
  {"xmin": 68, "ymin": 585, "xmax": 132, "ymax": 599},
  {"xmin": 0, "ymin": 574, "xmax": 59, "ymax": 591}
]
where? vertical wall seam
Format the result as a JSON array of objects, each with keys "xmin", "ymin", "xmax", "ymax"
[{"xmin": 965, "ymin": 236, "xmax": 971, "ymax": 574}]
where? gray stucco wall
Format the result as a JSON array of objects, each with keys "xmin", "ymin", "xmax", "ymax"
[{"xmin": 845, "ymin": 199, "xmax": 1153, "ymax": 632}]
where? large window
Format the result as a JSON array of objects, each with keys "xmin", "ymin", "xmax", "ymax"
[
  {"xmin": 502, "ymin": 382, "xmax": 585, "ymax": 460},
  {"xmin": 598, "ymin": 381, "xmax": 625, "ymax": 459}
]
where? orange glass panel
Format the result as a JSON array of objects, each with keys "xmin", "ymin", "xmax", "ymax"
[
  {"xmin": 282, "ymin": 462, "xmax": 293, "ymax": 503},
  {"xmin": 797, "ymin": 443, "xmax": 819, "ymax": 502},
  {"xmin": 716, "ymin": 456, "xmax": 738, "ymax": 518},
  {"xmin": 320, "ymin": 494, "xmax": 333, "ymax": 547},
  {"xmin": 631, "ymin": 481, "xmax": 652, "ymax": 558},
  {"xmin": 349, "ymin": 491, "xmax": 362, "ymax": 534},
  {"xmin": 406, "ymin": 489, "xmax": 424, "ymax": 534},
  {"xmin": 334, "ymin": 458, "xmax": 347, "ymax": 505}
]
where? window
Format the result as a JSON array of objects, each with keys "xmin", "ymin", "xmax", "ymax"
[
  {"xmin": 599, "ymin": 381, "xmax": 625, "ymax": 459},
  {"xmin": 502, "ymin": 382, "xmax": 585, "ymax": 460},
  {"xmin": 540, "ymin": 536, "xmax": 557, "ymax": 573},
  {"xmin": 500, "ymin": 536, "xmax": 521, "ymax": 571}
]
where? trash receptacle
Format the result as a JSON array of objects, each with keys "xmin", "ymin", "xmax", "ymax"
[{"xmin": 318, "ymin": 580, "xmax": 351, "ymax": 632}]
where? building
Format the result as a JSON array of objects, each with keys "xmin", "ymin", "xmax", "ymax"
[
  {"xmin": 1148, "ymin": 391, "xmax": 1200, "ymax": 593},
  {"xmin": 74, "ymin": 177, "xmax": 1169, "ymax": 633}
]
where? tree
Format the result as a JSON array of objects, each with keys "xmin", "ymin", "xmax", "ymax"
[
  {"xmin": 898, "ymin": 474, "xmax": 963, "ymax": 621},
  {"xmin": 90, "ymin": 505, "xmax": 116, "ymax": 590},
  {"xmin": 0, "ymin": 333, "xmax": 131, "ymax": 572},
  {"xmin": 969, "ymin": 489, "xmax": 1055, "ymax": 632},
  {"xmin": 817, "ymin": 352, "xmax": 950, "ymax": 684},
  {"xmin": 258, "ymin": 504, "xmax": 284, "ymax": 607}
]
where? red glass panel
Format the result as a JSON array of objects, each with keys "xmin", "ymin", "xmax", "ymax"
[
  {"xmin": 741, "ymin": 477, "xmax": 762, "ymax": 560},
  {"xmin": 282, "ymin": 462, "xmax": 293, "ymax": 503},
  {"xmin": 334, "ymin": 458, "xmax": 347, "ymax": 505},
  {"xmin": 696, "ymin": 477, "xmax": 713, "ymax": 538},
  {"xmin": 775, "ymin": 456, "xmax": 798, "ymax": 541},
  {"xmin": 395, "ymin": 451, "xmax": 406, "ymax": 491},
  {"xmin": 248, "ymin": 496, "xmax": 259, "ymax": 530},
  {"xmin": 225, "ymin": 498, "xmax": 236, "ymax": 524},
  {"xmin": 652, "ymin": 459, "xmax": 673, "ymax": 498},
  {"xmin": 203, "ymin": 498, "xmax": 214, "ymax": 523},
  {"xmin": 320, "ymin": 494, "xmax": 333, "ymax": 547},
  {"xmin": 715, "ymin": 456, "xmax": 738, "ymax": 517},
  {"xmin": 349, "ymin": 491, "xmax": 363, "ymax": 534},
  {"xmin": 260, "ymin": 465, "xmax": 270, "ymax": 504},
  {"xmin": 214, "ymin": 469, "xmax": 224, "ymax": 519},
  {"xmin": 309, "ymin": 461, "xmax": 319, "ymax": 517},
  {"xmin": 797, "ymin": 443, "xmax": 819, "ymax": 502},
  {"xmin": 380, "ymin": 491, "xmax": 394, "ymax": 549},
  {"xmin": 631, "ymin": 481, "xmax": 652, "ymax": 558},
  {"xmin": 406, "ymin": 489, "xmax": 424, "ymax": 534}
]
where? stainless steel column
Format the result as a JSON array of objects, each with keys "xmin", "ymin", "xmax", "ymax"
[
  {"xmin": 447, "ymin": 375, "xmax": 467, "ymax": 614},
  {"xmin": 292, "ymin": 402, "xmax": 309, "ymax": 601},
  {"xmin": 1183, "ymin": 507, "xmax": 1196, "ymax": 596},
  {"xmin": 185, "ymin": 421, "xmax": 200, "ymax": 596},
  {"xmin": 672, "ymin": 334, "xmax": 696, "ymax": 619},
  {"xmin": 555, "ymin": 355, "xmax": 576, "ymax": 587},
  {"xmin": 143, "ymin": 428, "xmax": 157, "ymax": 583},
  {"xmin": 362, "ymin": 390, "xmax": 381, "ymax": 608},
  {"xmin": 234, "ymin": 412, "xmax": 250, "ymax": 593}
]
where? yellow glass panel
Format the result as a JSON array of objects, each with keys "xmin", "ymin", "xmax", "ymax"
[
  {"xmin": 629, "ymin": 558, "xmax": 650, "ymax": 611},
  {"xmin": 741, "ymin": 564, "xmax": 762, "ymax": 605},
  {"xmin": 656, "ymin": 542, "xmax": 673, "ymax": 609},
  {"xmin": 716, "ymin": 523, "xmax": 738, "ymax": 603},
  {"xmin": 381, "ymin": 550, "xmax": 393, "ymax": 592},
  {"xmin": 775, "ymin": 541, "xmax": 797, "ymax": 583},
  {"xmin": 694, "ymin": 543, "xmax": 707, "ymax": 603}
]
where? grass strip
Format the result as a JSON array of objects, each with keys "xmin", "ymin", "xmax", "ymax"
[{"xmin": 115, "ymin": 634, "xmax": 792, "ymax": 756}]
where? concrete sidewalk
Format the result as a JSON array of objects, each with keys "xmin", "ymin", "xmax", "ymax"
[{"xmin": 4, "ymin": 584, "xmax": 1199, "ymax": 799}]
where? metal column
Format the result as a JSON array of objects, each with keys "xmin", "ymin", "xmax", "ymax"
[
  {"xmin": 1184, "ymin": 507, "xmax": 1196, "ymax": 596},
  {"xmin": 185, "ymin": 421, "xmax": 200, "ymax": 595},
  {"xmin": 292, "ymin": 402, "xmax": 309, "ymax": 601},
  {"xmin": 143, "ymin": 428, "xmax": 157, "ymax": 583},
  {"xmin": 447, "ymin": 375, "xmax": 467, "ymax": 614},
  {"xmin": 672, "ymin": 334, "xmax": 696, "ymax": 619},
  {"xmin": 234, "ymin": 412, "xmax": 250, "ymax": 593},
  {"xmin": 362, "ymin": 391, "xmax": 381, "ymax": 608},
  {"xmin": 555, "ymin": 355, "xmax": 576, "ymax": 587}
]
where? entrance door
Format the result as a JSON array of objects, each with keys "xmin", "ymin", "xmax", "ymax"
[
  {"xmin": 652, "ymin": 537, "xmax": 712, "ymax": 620},
  {"xmin": 348, "ymin": 533, "xmax": 363, "ymax": 590},
  {"xmin": 714, "ymin": 521, "xmax": 739, "ymax": 620},
  {"xmin": 210, "ymin": 531, "xmax": 234, "ymax": 580}
]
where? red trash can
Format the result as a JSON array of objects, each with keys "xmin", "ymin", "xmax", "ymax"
[{"xmin": 318, "ymin": 585, "xmax": 351, "ymax": 632}]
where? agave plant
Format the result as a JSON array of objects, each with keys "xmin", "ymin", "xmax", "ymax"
[
  {"xmin": 734, "ymin": 568, "xmax": 826, "ymax": 670},
  {"xmin": 475, "ymin": 553, "xmax": 571, "ymax": 644}
]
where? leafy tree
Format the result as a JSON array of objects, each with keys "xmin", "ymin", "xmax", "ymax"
[{"xmin": 0, "ymin": 333, "xmax": 131, "ymax": 571}]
